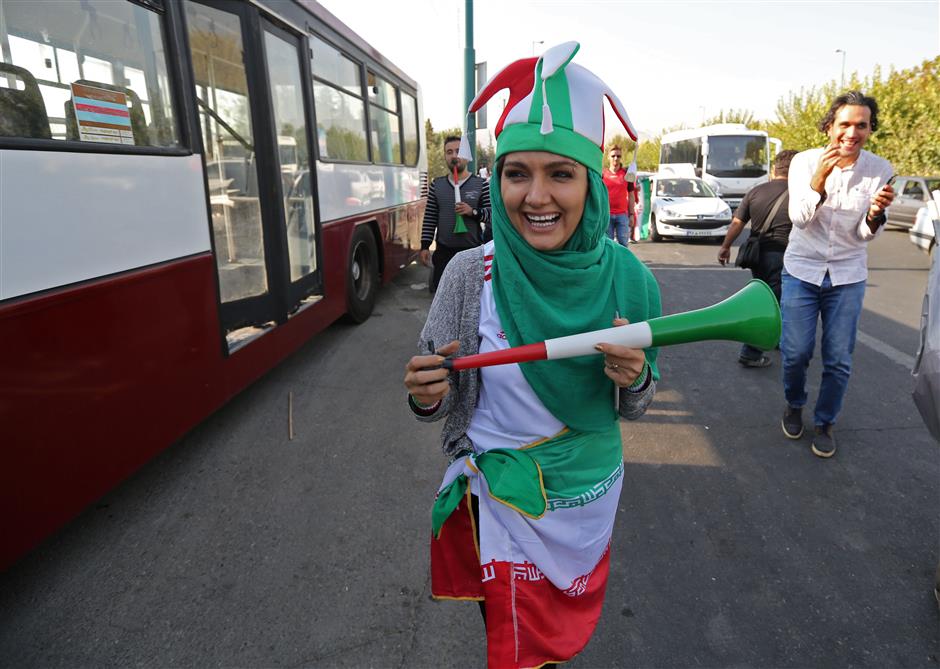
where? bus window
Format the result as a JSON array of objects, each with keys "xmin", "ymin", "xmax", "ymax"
[
  {"xmin": 185, "ymin": 1, "xmax": 268, "ymax": 302},
  {"xmin": 0, "ymin": 0, "xmax": 179, "ymax": 146},
  {"xmin": 263, "ymin": 27, "xmax": 316, "ymax": 283},
  {"xmin": 310, "ymin": 36, "xmax": 368, "ymax": 162},
  {"xmin": 706, "ymin": 135, "xmax": 767, "ymax": 178},
  {"xmin": 367, "ymin": 71, "xmax": 401, "ymax": 164},
  {"xmin": 401, "ymin": 92, "xmax": 419, "ymax": 166}
]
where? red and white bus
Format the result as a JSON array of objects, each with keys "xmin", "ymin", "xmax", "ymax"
[{"xmin": 0, "ymin": 0, "xmax": 426, "ymax": 569}]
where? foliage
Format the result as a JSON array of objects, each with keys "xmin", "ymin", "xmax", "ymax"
[
  {"xmin": 703, "ymin": 109, "xmax": 757, "ymax": 126},
  {"xmin": 759, "ymin": 56, "xmax": 940, "ymax": 174},
  {"xmin": 423, "ymin": 57, "xmax": 940, "ymax": 177},
  {"xmin": 602, "ymin": 134, "xmax": 660, "ymax": 172}
]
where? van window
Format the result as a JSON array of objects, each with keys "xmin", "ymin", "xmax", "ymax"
[
  {"xmin": 0, "ymin": 0, "xmax": 179, "ymax": 146},
  {"xmin": 903, "ymin": 180, "xmax": 924, "ymax": 199}
]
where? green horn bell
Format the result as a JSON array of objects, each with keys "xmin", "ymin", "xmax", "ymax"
[{"xmin": 648, "ymin": 279, "xmax": 781, "ymax": 350}]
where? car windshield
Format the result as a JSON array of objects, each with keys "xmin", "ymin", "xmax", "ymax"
[{"xmin": 656, "ymin": 178, "xmax": 716, "ymax": 198}]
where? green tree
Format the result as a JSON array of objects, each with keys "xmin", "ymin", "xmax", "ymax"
[
  {"xmin": 704, "ymin": 109, "xmax": 757, "ymax": 126},
  {"xmin": 763, "ymin": 56, "xmax": 940, "ymax": 173}
]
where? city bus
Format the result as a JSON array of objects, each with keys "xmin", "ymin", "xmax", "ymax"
[
  {"xmin": 659, "ymin": 124, "xmax": 781, "ymax": 210},
  {"xmin": 0, "ymin": 0, "xmax": 426, "ymax": 569}
]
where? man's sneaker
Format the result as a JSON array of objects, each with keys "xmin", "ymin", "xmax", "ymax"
[
  {"xmin": 781, "ymin": 406, "xmax": 803, "ymax": 439},
  {"xmin": 739, "ymin": 355, "xmax": 772, "ymax": 368},
  {"xmin": 811, "ymin": 425, "xmax": 837, "ymax": 458}
]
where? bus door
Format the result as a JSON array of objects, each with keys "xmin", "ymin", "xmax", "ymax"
[{"xmin": 183, "ymin": 1, "xmax": 321, "ymax": 351}]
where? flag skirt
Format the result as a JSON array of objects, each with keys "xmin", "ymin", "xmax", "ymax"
[{"xmin": 430, "ymin": 427, "xmax": 623, "ymax": 668}]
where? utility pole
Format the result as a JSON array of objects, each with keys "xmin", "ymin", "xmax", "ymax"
[
  {"xmin": 835, "ymin": 49, "xmax": 846, "ymax": 89},
  {"xmin": 464, "ymin": 0, "xmax": 475, "ymax": 172}
]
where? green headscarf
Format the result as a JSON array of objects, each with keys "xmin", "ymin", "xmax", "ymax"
[{"xmin": 490, "ymin": 166, "xmax": 661, "ymax": 433}]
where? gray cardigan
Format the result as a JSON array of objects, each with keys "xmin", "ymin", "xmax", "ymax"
[{"xmin": 413, "ymin": 246, "xmax": 656, "ymax": 457}]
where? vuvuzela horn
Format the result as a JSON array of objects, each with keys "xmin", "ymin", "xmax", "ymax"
[{"xmin": 442, "ymin": 279, "xmax": 781, "ymax": 371}]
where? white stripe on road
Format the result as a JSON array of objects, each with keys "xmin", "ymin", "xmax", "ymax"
[
  {"xmin": 648, "ymin": 266, "xmax": 917, "ymax": 369},
  {"xmin": 856, "ymin": 331, "xmax": 916, "ymax": 369}
]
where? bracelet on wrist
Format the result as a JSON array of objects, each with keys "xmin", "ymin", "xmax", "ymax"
[
  {"xmin": 626, "ymin": 361, "xmax": 651, "ymax": 393},
  {"xmin": 408, "ymin": 393, "xmax": 441, "ymax": 415}
]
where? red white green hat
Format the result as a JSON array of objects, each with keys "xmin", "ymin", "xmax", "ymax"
[{"xmin": 458, "ymin": 41, "xmax": 638, "ymax": 174}]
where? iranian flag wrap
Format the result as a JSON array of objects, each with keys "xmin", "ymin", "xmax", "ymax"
[{"xmin": 431, "ymin": 423, "xmax": 623, "ymax": 668}]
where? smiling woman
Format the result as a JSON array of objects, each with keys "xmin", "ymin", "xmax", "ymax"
[{"xmin": 403, "ymin": 41, "xmax": 662, "ymax": 668}]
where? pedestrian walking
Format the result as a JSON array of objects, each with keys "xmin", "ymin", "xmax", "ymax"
[
  {"xmin": 404, "ymin": 41, "xmax": 660, "ymax": 668},
  {"xmin": 779, "ymin": 90, "xmax": 895, "ymax": 458},
  {"xmin": 420, "ymin": 136, "xmax": 491, "ymax": 292},
  {"xmin": 718, "ymin": 149, "xmax": 798, "ymax": 367}
]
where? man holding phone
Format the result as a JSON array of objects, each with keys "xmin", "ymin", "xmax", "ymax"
[{"xmin": 780, "ymin": 90, "xmax": 895, "ymax": 458}]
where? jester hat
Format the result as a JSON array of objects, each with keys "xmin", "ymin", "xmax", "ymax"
[{"xmin": 458, "ymin": 41, "xmax": 638, "ymax": 174}]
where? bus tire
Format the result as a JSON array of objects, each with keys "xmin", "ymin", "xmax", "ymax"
[
  {"xmin": 650, "ymin": 215, "xmax": 663, "ymax": 242},
  {"xmin": 344, "ymin": 225, "xmax": 379, "ymax": 323}
]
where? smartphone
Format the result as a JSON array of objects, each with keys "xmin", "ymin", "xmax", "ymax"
[{"xmin": 885, "ymin": 174, "xmax": 898, "ymax": 188}]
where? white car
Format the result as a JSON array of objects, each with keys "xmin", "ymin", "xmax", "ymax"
[
  {"xmin": 909, "ymin": 190, "xmax": 939, "ymax": 256},
  {"xmin": 649, "ymin": 176, "xmax": 732, "ymax": 242}
]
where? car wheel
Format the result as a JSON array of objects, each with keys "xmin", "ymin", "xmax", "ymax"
[
  {"xmin": 343, "ymin": 225, "xmax": 379, "ymax": 323},
  {"xmin": 650, "ymin": 215, "xmax": 663, "ymax": 242}
]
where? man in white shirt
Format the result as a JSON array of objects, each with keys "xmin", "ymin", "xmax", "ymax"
[{"xmin": 780, "ymin": 91, "xmax": 896, "ymax": 458}]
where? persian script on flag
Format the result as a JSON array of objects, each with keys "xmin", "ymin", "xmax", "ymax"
[{"xmin": 70, "ymin": 82, "xmax": 135, "ymax": 145}]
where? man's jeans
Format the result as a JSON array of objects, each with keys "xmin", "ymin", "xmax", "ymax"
[
  {"xmin": 780, "ymin": 270, "xmax": 866, "ymax": 427},
  {"xmin": 608, "ymin": 213, "xmax": 629, "ymax": 246},
  {"xmin": 739, "ymin": 248, "xmax": 784, "ymax": 362}
]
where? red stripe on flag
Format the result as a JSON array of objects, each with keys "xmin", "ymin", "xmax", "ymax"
[
  {"xmin": 74, "ymin": 102, "xmax": 131, "ymax": 118},
  {"xmin": 483, "ymin": 548, "xmax": 611, "ymax": 668},
  {"xmin": 430, "ymin": 495, "xmax": 483, "ymax": 600}
]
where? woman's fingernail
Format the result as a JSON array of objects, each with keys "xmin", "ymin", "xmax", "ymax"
[{"xmin": 594, "ymin": 344, "xmax": 603, "ymax": 352}]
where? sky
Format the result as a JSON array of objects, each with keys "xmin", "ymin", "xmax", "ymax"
[{"xmin": 316, "ymin": 0, "xmax": 939, "ymax": 144}]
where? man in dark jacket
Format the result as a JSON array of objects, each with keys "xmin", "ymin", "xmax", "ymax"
[
  {"xmin": 420, "ymin": 135, "xmax": 491, "ymax": 292},
  {"xmin": 718, "ymin": 149, "xmax": 799, "ymax": 367}
]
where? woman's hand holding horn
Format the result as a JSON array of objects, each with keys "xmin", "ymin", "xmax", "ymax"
[
  {"xmin": 405, "ymin": 340, "xmax": 460, "ymax": 407},
  {"xmin": 595, "ymin": 318, "xmax": 647, "ymax": 387}
]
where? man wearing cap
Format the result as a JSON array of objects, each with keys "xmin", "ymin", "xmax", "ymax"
[{"xmin": 419, "ymin": 136, "xmax": 491, "ymax": 293}]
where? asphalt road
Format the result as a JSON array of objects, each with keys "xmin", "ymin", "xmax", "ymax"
[{"xmin": 1, "ymin": 228, "xmax": 937, "ymax": 668}]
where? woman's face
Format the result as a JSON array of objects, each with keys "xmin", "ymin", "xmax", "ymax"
[{"xmin": 500, "ymin": 151, "xmax": 589, "ymax": 251}]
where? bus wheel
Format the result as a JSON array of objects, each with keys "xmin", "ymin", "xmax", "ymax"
[
  {"xmin": 344, "ymin": 226, "xmax": 378, "ymax": 323},
  {"xmin": 650, "ymin": 215, "xmax": 663, "ymax": 242}
]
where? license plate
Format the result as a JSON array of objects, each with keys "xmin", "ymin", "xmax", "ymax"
[{"xmin": 686, "ymin": 229, "xmax": 715, "ymax": 237}]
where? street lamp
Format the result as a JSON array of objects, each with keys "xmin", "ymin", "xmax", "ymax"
[
  {"xmin": 835, "ymin": 49, "xmax": 846, "ymax": 89},
  {"xmin": 532, "ymin": 40, "xmax": 544, "ymax": 56}
]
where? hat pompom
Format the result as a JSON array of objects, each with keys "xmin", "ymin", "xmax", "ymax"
[{"xmin": 457, "ymin": 126, "xmax": 473, "ymax": 162}]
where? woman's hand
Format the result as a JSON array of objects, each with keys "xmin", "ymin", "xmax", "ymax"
[
  {"xmin": 404, "ymin": 340, "xmax": 460, "ymax": 406},
  {"xmin": 595, "ymin": 318, "xmax": 647, "ymax": 387}
]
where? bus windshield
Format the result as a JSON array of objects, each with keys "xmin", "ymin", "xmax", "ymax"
[
  {"xmin": 706, "ymin": 135, "xmax": 767, "ymax": 178},
  {"xmin": 657, "ymin": 178, "xmax": 716, "ymax": 198}
]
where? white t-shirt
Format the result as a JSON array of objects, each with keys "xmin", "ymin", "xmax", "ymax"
[{"xmin": 465, "ymin": 242, "xmax": 564, "ymax": 452}]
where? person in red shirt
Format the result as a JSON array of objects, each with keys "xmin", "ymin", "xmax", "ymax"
[{"xmin": 602, "ymin": 146, "xmax": 632, "ymax": 245}]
